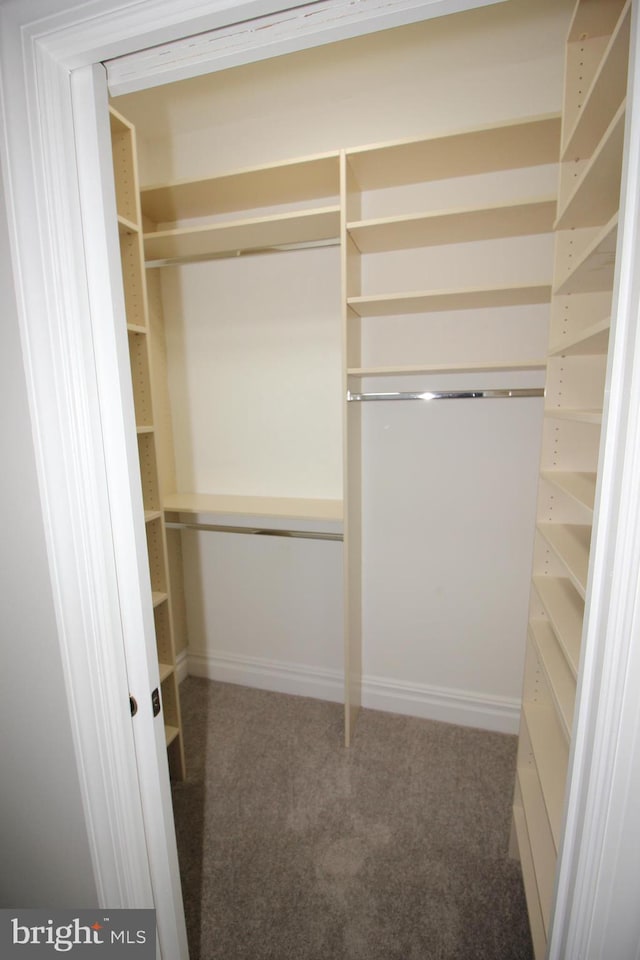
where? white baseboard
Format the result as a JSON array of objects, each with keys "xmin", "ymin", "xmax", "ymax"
[
  {"xmin": 183, "ymin": 650, "xmax": 521, "ymax": 734},
  {"xmin": 186, "ymin": 650, "xmax": 344, "ymax": 703},
  {"xmin": 361, "ymin": 674, "xmax": 520, "ymax": 734}
]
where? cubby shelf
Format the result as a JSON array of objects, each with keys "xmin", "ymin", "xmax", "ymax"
[
  {"xmin": 141, "ymin": 152, "xmax": 340, "ymax": 222},
  {"xmin": 522, "ymin": 701, "xmax": 569, "ymax": 850},
  {"xmin": 512, "ymin": 798, "xmax": 547, "ymax": 960},
  {"xmin": 556, "ymin": 100, "xmax": 625, "ymax": 229},
  {"xmin": 127, "ymin": 322, "xmax": 147, "ymax": 335},
  {"xmin": 164, "ymin": 725, "xmax": 180, "ymax": 747},
  {"xmin": 562, "ymin": 0, "xmax": 630, "ymax": 160},
  {"xmin": 533, "ymin": 576, "xmax": 582, "ymax": 678},
  {"xmin": 347, "ymin": 283, "xmax": 552, "ymax": 317},
  {"xmin": 554, "ymin": 214, "xmax": 618, "ymax": 296},
  {"xmin": 144, "ymin": 510, "xmax": 163, "ymax": 523},
  {"xmin": 544, "ymin": 408, "xmax": 602, "ymax": 424},
  {"xmin": 144, "ymin": 206, "xmax": 341, "ymax": 263},
  {"xmin": 538, "ymin": 523, "xmax": 591, "ymax": 599},
  {"xmin": 118, "ymin": 214, "xmax": 139, "ymax": 234},
  {"xmin": 347, "ymin": 197, "xmax": 556, "ymax": 253},
  {"xmin": 345, "ymin": 114, "xmax": 561, "ymax": 189},
  {"xmin": 529, "ymin": 620, "xmax": 576, "ymax": 740},
  {"xmin": 158, "ymin": 662, "xmax": 174, "ymax": 683},
  {"xmin": 549, "ymin": 317, "xmax": 610, "ymax": 356},
  {"xmin": 516, "ymin": 765, "xmax": 557, "ymax": 935},
  {"xmin": 152, "ymin": 591, "xmax": 169, "ymax": 608},
  {"xmin": 541, "ymin": 471, "xmax": 596, "ymax": 513}
]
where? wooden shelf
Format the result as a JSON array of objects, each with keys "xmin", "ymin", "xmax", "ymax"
[
  {"xmin": 554, "ymin": 214, "xmax": 618, "ymax": 296},
  {"xmin": 158, "ymin": 662, "xmax": 174, "ymax": 683},
  {"xmin": 549, "ymin": 317, "xmax": 610, "ymax": 356},
  {"xmin": 512, "ymin": 799, "xmax": 547, "ymax": 960},
  {"xmin": 562, "ymin": 1, "xmax": 630, "ymax": 161},
  {"xmin": 347, "ymin": 283, "xmax": 552, "ymax": 317},
  {"xmin": 163, "ymin": 492, "xmax": 342, "ymax": 524},
  {"xmin": 522, "ymin": 701, "xmax": 569, "ymax": 850},
  {"xmin": 541, "ymin": 471, "xmax": 596, "ymax": 513},
  {"xmin": 144, "ymin": 206, "xmax": 340, "ymax": 263},
  {"xmin": 164, "ymin": 724, "xmax": 180, "ymax": 747},
  {"xmin": 545, "ymin": 408, "xmax": 602, "ymax": 425},
  {"xmin": 533, "ymin": 576, "xmax": 583, "ymax": 678},
  {"xmin": 517, "ymin": 765, "xmax": 557, "ymax": 936},
  {"xmin": 144, "ymin": 509, "xmax": 163, "ymax": 523},
  {"xmin": 152, "ymin": 591, "xmax": 168, "ymax": 608},
  {"xmin": 557, "ymin": 101, "xmax": 625, "ymax": 229},
  {"xmin": 140, "ymin": 153, "xmax": 340, "ymax": 223},
  {"xmin": 127, "ymin": 322, "xmax": 147, "ymax": 335},
  {"xmin": 348, "ymin": 360, "xmax": 546, "ymax": 377},
  {"xmin": 346, "ymin": 114, "xmax": 561, "ymax": 189},
  {"xmin": 347, "ymin": 197, "xmax": 556, "ymax": 253},
  {"xmin": 118, "ymin": 214, "xmax": 139, "ymax": 234},
  {"xmin": 538, "ymin": 523, "xmax": 591, "ymax": 598},
  {"xmin": 136, "ymin": 424, "xmax": 154, "ymax": 434},
  {"xmin": 529, "ymin": 621, "xmax": 576, "ymax": 741}
]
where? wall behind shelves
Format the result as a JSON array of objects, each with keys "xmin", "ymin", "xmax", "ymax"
[{"xmin": 113, "ymin": 0, "xmax": 574, "ymax": 724}]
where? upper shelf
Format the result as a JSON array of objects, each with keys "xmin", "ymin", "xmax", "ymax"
[
  {"xmin": 140, "ymin": 153, "xmax": 340, "ymax": 223},
  {"xmin": 348, "ymin": 197, "xmax": 556, "ymax": 253},
  {"xmin": 345, "ymin": 114, "xmax": 561, "ymax": 190},
  {"xmin": 348, "ymin": 360, "xmax": 546, "ymax": 377},
  {"xmin": 556, "ymin": 101, "xmax": 625, "ymax": 229},
  {"xmin": 549, "ymin": 317, "xmax": 610, "ymax": 356},
  {"xmin": 562, "ymin": 0, "xmax": 630, "ymax": 161},
  {"xmin": 554, "ymin": 215, "xmax": 618, "ymax": 296},
  {"xmin": 567, "ymin": 0, "xmax": 628, "ymax": 43},
  {"xmin": 144, "ymin": 206, "xmax": 340, "ymax": 264},
  {"xmin": 347, "ymin": 283, "xmax": 552, "ymax": 317}
]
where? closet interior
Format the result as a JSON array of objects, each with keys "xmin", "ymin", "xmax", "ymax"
[{"xmin": 108, "ymin": 0, "xmax": 632, "ymax": 953}]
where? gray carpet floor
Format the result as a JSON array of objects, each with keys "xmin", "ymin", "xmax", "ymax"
[{"xmin": 172, "ymin": 677, "xmax": 533, "ymax": 960}]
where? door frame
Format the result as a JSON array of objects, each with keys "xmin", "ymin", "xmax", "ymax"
[{"xmin": 2, "ymin": 0, "xmax": 640, "ymax": 956}]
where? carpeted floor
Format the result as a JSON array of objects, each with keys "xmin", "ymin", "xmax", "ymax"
[{"xmin": 171, "ymin": 677, "xmax": 533, "ymax": 960}]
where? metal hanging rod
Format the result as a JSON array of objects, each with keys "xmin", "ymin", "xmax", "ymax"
[
  {"xmin": 347, "ymin": 388, "xmax": 545, "ymax": 402},
  {"xmin": 146, "ymin": 237, "xmax": 340, "ymax": 269},
  {"xmin": 165, "ymin": 521, "xmax": 342, "ymax": 542}
]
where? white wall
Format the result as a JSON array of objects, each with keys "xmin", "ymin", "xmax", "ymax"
[
  {"xmin": 114, "ymin": 0, "xmax": 575, "ymax": 730},
  {"xmin": 0, "ymin": 173, "xmax": 97, "ymax": 906}
]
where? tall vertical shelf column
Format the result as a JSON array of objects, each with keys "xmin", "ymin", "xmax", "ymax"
[
  {"xmin": 512, "ymin": 2, "xmax": 631, "ymax": 955},
  {"xmin": 109, "ymin": 106, "xmax": 186, "ymax": 781}
]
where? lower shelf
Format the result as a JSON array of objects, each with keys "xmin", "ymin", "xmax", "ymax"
[
  {"xmin": 165, "ymin": 724, "xmax": 180, "ymax": 747},
  {"xmin": 512, "ymin": 798, "xmax": 547, "ymax": 960}
]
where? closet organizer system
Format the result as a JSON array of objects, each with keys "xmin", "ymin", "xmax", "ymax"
[
  {"xmin": 510, "ymin": 1, "xmax": 631, "ymax": 957},
  {"xmin": 108, "ymin": 101, "xmax": 565, "ymax": 769}
]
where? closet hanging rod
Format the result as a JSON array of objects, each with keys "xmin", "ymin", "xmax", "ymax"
[
  {"xmin": 165, "ymin": 521, "xmax": 342, "ymax": 542},
  {"xmin": 347, "ymin": 388, "xmax": 545, "ymax": 402},
  {"xmin": 146, "ymin": 237, "xmax": 339, "ymax": 268}
]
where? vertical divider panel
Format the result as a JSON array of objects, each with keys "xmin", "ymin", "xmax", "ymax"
[
  {"xmin": 342, "ymin": 152, "xmax": 362, "ymax": 745},
  {"xmin": 109, "ymin": 106, "xmax": 185, "ymax": 781}
]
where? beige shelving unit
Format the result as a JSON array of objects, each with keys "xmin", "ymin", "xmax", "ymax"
[
  {"xmin": 109, "ymin": 105, "xmax": 186, "ymax": 781},
  {"xmin": 343, "ymin": 113, "xmax": 559, "ymax": 380},
  {"xmin": 124, "ymin": 113, "xmax": 562, "ymax": 746},
  {"xmin": 511, "ymin": 1, "xmax": 631, "ymax": 954}
]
